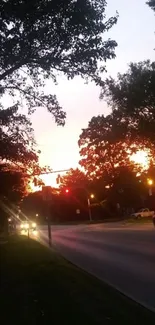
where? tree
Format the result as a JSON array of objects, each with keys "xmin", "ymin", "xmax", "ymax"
[
  {"xmin": 79, "ymin": 60, "xmax": 155, "ymax": 213},
  {"xmin": 0, "ymin": 104, "xmax": 48, "ymax": 204},
  {"xmin": 79, "ymin": 61, "xmax": 155, "ymax": 179},
  {"xmin": 0, "ymin": 0, "xmax": 118, "ymax": 215},
  {"xmin": 0, "ymin": 0, "xmax": 118, "ymax": 124},
  {"xmin": 78, "ymin": 112, "xmax": 144, "ymax": 180},
  {"xmin": 60, "ymin": 168, "xmax": 88, "ymax": 189},
  {"xmin": 147, "ymin": 0, "xmax": 155, "ymax": 12},
  {"xmin": 0, "ymin": 105, "xmax": 37, "ymax": 167},
  {"xmin": 102, "ymin": 61, "xmax": 155, "ymax": 118},
  {"xmin": 0, "ymin": 0, "xmax": 118, "ymax": 204},
  {"xmin": 0, "ymin": 163, "xmax": 26, "ymax": 202},
  {"xmin": 103, "ymin": 60, "xmax": 155, "ymax": 151},
  {"xmin": 0, "ymin": 104, "xmax": 41, "ymax": 200},
  {"xmin": 106, "ymin": 166, "xmax": 145, "ymax": 211},
  {"xmin": 21, "ymin": 191, "xmax": 44, "ymax": 219}
]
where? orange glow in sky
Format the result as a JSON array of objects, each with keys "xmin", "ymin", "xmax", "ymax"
[
  {"xmin": 30, "ymin": 150, "xmax": 150, "ymax": 192},
  {"xmin": 29, "ymin": 1, "xmax": 154, "ymax": 192}
]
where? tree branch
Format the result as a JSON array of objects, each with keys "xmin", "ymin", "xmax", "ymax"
[{"xmin": 0, "ymin": 61, "xmax": 26, "ymax": 81}]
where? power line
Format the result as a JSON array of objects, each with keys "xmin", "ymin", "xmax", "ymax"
[
  {"xmin": 24, "ymin": 168, "xmax": 71, "ymax": 178},
  {"xmin": 33, "ymin": 169, "xmax": 70, "ymax": 176}
]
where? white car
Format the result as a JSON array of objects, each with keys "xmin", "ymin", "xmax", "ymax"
[{"xmin": 131, "ymin": 208, "xmax": 154, "ymax": 219}]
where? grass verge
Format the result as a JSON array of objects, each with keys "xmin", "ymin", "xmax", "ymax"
[
  {"xmin": 0, "ymin": 235, "xmax": 155, "ymax": 325},
  {"xmin": 124, "ymin": 217, "xmax": 152, "ymax": 225}
]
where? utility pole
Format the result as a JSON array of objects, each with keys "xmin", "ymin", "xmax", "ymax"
[
  {"xmin": 87, "ymin": 198, "xmax": 92, "ymax": 222},
  {"xmin": 42, "ymin": 186, "xmax": 52, "ymax": 247},
  {"xmin": 87, "ymin": 194, "xmax": 95, "ymax": 222},
  {"xmin": 47, "ymin": 201, "xmax": 52, "ymax": 247}
]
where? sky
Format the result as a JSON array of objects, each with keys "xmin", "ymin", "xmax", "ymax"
[{"xmin": 31, "ymin": 0, "xmax": 155, "ymax": 186}]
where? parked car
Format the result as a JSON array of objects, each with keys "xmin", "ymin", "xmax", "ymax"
[{"xmin": 131, "ymin": 208, "xmax": 154, "ymax": 219}]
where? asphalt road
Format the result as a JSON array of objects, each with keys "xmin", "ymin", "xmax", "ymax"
[{"xmin": 39, "ymin": 223, "xmax": 155, "ymax": 311}]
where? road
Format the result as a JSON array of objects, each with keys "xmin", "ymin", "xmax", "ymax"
[{"xmin": 38, "ymin": 222, "xmax": 155, "ymax": 311}]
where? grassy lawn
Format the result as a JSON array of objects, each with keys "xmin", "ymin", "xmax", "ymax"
[
  {"xmin": 1, "ymin": 236, "xmax": 155, "ymax": 325},
  {"xmin": 124, "ymin": 217, "xmax": 153, "ymax": 225}
]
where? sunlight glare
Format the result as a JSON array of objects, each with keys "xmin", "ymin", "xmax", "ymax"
[{"xmin": 130, "ymin": 150, "xmax": 149, "ymax": 169}]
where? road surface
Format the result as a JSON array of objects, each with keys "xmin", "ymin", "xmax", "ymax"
[{"xmin": 38, "ymin": 223, "xmax": 155, "ymax": 311}]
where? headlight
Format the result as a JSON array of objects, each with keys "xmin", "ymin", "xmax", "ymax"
[
  {"xmin": 32, "ymin": 222, "xmax": 36, "ymax": 228},
  {"xmin": 25, "ymin": 223, "xmax": 29, "ymax": 229}
]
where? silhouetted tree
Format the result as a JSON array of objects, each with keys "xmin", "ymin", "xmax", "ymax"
[
  {"xmin": 60, "ymin": 168, "xmax": 89, "ymax": 189},
  {"xmin": 0, "ymin": 0, "xmax": 118, "ymax": 206},
  {"xmin": 0, "ymin": 106, "xmax": 37, "ymax": 167},
  {"xmin": 21, "ymin": 191, "xmax": 44, "ymax": 219},
  {"xmin": 78, "ymin": 111, "xmax": 144, "ymax": 180},
  {"xmin": 0, "ymin": 164, "xmax": 26, "ymax": 202},
  {"xmin": 102, "ymin": 61, "xmax": 155, "ymax": 154},
  {"xmin": 79, "ymin": 61, "xmax": 155, "ymax": 213},
  {"xmin": 147, "ymin": 0, "xmax": 155, "ymax": 12},
  {"xmin": 0, "ymin": 0, "xmax": 118, "ymax": 124}
]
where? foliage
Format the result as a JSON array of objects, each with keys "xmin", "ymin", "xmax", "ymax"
[
  {"xmin": 0, "ymin": 103, "xmax": 43, "ymax": 202},
  {"xmin": 60, "ymin": 168, "xmax": 89, "ymax": 189},
  {"xmin": 21, "ymin": 191, "xmax": 44, "ymax": 218},
  {"xmin": 0, "ymin": 105, "xmax": 37, "ymax": 166},
  {"xmin": 106, "ymin": 166, "xmax": 145, "ymax": 209},
  {"xmin": 0, "ymin": 105, "xmax": 38, "ymax": 202},
  {"xmin": 79, "ymin": 61, "xmax": 155, "ymax": 211},
  {"xmin": 147, "ymin": 0, "xmax": 155, "ymax": 12},
  {"xmin": 102, "ymin": 61, "xmax": 155, "ymax": 116},
  {"xmin": 0, "ymin": 0, "xmax": 118, "ymax": 125},
  {"xmin": 78, "ymin": 112, "xmax": 142, "ymax": 179},
  {"xmin": 102, "ymin": 61, "xmax": 155, "ymax": 152},
  {"xmin": 0, "ymin": 104, "xmax": 52, "ymax": 204},
  {"xmin": 0, "ymin": 0, "xmax": 118, "ymax": 203},
  {"xmin": 79, "ymin": 61, "xmax": 155, "ymax": 178},
  {"xmin": 0, "ymin": 163, "xmax": 26, "ymax": 203}
]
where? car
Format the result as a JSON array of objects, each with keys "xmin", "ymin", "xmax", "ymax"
[
  {"xmin": 131, "ymin": 208, "xmax": 154, "ymax": 219},
  {"xmin": 20, "ymin": 221, "xmax": 37, "ymax": 232}
]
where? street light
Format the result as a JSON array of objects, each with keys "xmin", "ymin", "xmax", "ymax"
[
  {"xmin": 147, "ymin": 178, "xmax": 153, "ymax": 196},
  {"xmin": 88, "ymin": 194, "xmax": 95, "ymax": 222},
  {"xmin": 148, "ymin": 179, "xmax": 153, "ymax": 186}
]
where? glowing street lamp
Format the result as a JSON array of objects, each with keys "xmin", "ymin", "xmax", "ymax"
[
  {"xmin": 147, "ymin": 178, "xmax": 153, "ymax": 196},
  {"xmin": 147, "ymin": 179, "xmax": 153, "ymax": 186},
  {"xmin": 88, "ymin": 194, "xmax": 95, "ymax": 222}
]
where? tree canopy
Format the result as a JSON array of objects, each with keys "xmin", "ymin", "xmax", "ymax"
[
  {"xmin": 0, "ymin": 104, "xmax": 39, "ymax": 203},
  {"xmin": 0, "ymin": 163, "xmax": 26, "ymax": 203},
  {"xmin": 103, "ymin": 61, "xmax": 155, "ymax": 153},
  {"xmin": 0, "ymin": 0, "xmax": 118, "ymax": 203},
  {"xmin": 0, "ymin": 0, "xmax": 117, "ymax": 124},
  {"xmin": 78, "ymin": 112, "xmax": 141, "ymax": 179},
  {"xmin": 147, "ymin": 0, "xmax": 155, "ymax": 12},
  {"xmin": 0, "ymin": 105, "xmax": 37, "ymax": 167},
  {"xmin": 79, "ymin": 61, "xmax": 155, "ymax": 180},
  {"xmin": 60, "ymin": 168, "xmax": 88, "ymax": 189}
]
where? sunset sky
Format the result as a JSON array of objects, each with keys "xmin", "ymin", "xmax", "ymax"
[{"xmin": 31, "ymin": 0, "xmax": 155, "ymax": 186}]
